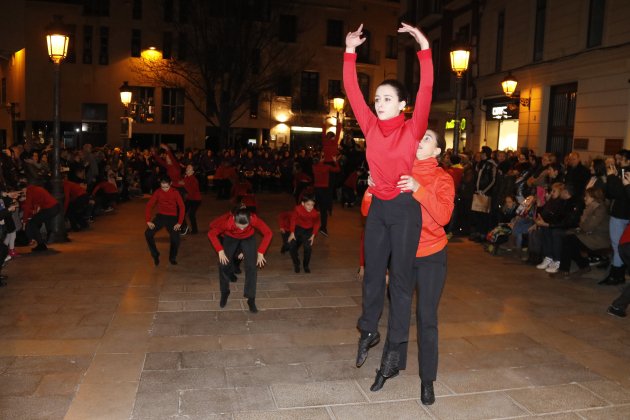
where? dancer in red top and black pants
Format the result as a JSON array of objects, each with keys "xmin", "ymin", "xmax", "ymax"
[
  {"xmin": 344, "ymin": 23, "xmax": 433, "ymax": 369},
  {"xmin": 20, "ymin": 184, "xmax": 61, "ymax": 252},
  {"xmin": 312, "ymin": 154, "xmax": 340, "ymax": 236},
  {"xmin": 63, "ymin": 178, "xmax": 90, "ymax": 231},
  {"xmin": 208, "ymin": 207, "xmax": 272, "ymax": 313},
  {"xmin": 289, "ymin": 194, "xmax": 321, "ymax": 273},
  {"xmin": 365, "ymin": 130, "xmax": 454, "ymax": 405},
  {"xmin": 145, "ymin": 175, "xmax": 185, "ymax": 266},
  {"xmin": 183, "ymin": 164, "xmax": 202, "ymax": 234}
]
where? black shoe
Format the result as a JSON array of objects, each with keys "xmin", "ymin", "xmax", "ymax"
[
  {"xmin": 294, "ymin": 265, "xmax": 300, "ymax": 273},
  {"xmin": 304, "ymin": 266, "xmax": 311, "ymax": 273},
  {"xmin": 152, "ymin": 254, "xmax": 160, "ymax": 266},
  {"xmin": 598, "ymin": 276, "xmax": 625, "ymax": 286},
  {"xmin": 32, "ymin": 244, "xmax": 48, "ymax": 252},
  {"xmin": 219, "ymin": 291, "xmax": 230, "ymax": 308},
  {"xmin": 230, "ymin": 273, "xmax": 237, "ymax": 282},
  {"xmin": 421, "ymin": 381, "xmax": 435, "ymax": 405},
  {"xmin": 356, "ymin": 331, "xmax": 380, "ymax": 367},
  {"xmin": 234, "ymin": 266, "xmax": 242, "ymax": 274},
  {"xmin": 607, "ymin": 305, "xmax": 627, "ymax": 318},
  {"xmin": 319, "ymin": 229, "xmax": 328, "ymax": 237},
  {"xmin": 169, "ymin": 259, "xmax": 178, "ymax": 265},
  {"xmin": 370, "ymin": 351, "xmax": 400, "ymax": 392},
  {"xmin": 247, "ymin": 298, "xmax": 258, "ymax": 313}
]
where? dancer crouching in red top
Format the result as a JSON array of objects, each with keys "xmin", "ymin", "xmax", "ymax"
[
  {"xmin": 20, "ymin": 183, "xmax": 61, "ymax": 252},
  {"xmin": 345, "ymin": 23, "xmax": 433, "ymax": 369},
  {"xmin": 208, "ymin": 207, "xmax": 272, "ymax": 313},
  {"xmin": 145, "ymin": 175, "xmax": 185, "ymax": 266},
  {"xmin": 289, "ymin": 194, "xmax": 320, "ymax": 273},
  {"xmin": 364, "ymin": 130, "xmax": 454, "ymax": 405}
]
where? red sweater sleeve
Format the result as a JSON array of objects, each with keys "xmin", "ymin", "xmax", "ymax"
[
  {"xmin": 176, "ymin": 192, "xmax": 185, "ymax": 224},
  {"xmin": 343, "ymin": 53, "xmax": 377, "ymax": 133},
  {"xmin": 207, "ymin": 214, "xmax": 229, "ymax": 252},
  {"xmin": 251, "ymin": 215, "xmax": 273, "ymax": 254},
  {"xmin": 409, "ymin": 49, "xmax": 434, "ymax": 139},
  {"xmin": 145, "ymin": 191, "xmax": 158, "ymax": 222},
  {"xmin": 412, "ymin": 171, "xmax": 455, "ymax": 226}
]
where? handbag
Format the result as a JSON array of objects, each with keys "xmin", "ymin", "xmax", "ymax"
[{"xmin": 472, "ymin": 192, "xmax": 491, "ymax": 213}]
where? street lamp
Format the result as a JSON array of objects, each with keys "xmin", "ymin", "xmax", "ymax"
[
  {"xmin": 501, "ymin": 72, "xmax": 518, "ymax": 97},
  {"xmin": 119, "ymin": 81, "xmax": 133, "ymax": 200},
  {"xmin": 333, "ymin": 95, "xmax": 345, "ymax": 118},
  {"xmin": 45, "ymin": 15, "xmax": 69, "ymax": 243},
  {"xmin": 449, "ymin": 44, "xmax": 470, "ymax": 156}
]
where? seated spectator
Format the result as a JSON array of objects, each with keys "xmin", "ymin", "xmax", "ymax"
[
  {"xmin": 552, "ymin": 187, "xmax": 609, "ymax": 277},
  {"xmin": 533, "ymin": 183, "xmax": 567, "ymax": 272},
  {"xmin": 485, "ymin": 195, "xmax": 518, "ymax": 255}
]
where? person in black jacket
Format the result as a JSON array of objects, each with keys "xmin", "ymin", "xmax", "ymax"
[
  {"xmin": 470, "ymin": 146, "xmax": 497, "ymax": 241},
  {"xmin": 564, "ymin": 152, "xmax": 591, "ymax": 199},
  {"xmin": 601, "ymin": 151, "xmax": 630, "ymax": 285}
]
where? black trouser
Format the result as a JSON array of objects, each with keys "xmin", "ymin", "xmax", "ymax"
[
  {"xmin": 145, "ymin": 214, "xmax": 180, "ymax": 261},
  {"xmin": 559, "ymin": 233, "xmax": 590, "ymax": 272},
  {"xmin": 342, "ymin": 186, "xmax": 356, "ymax": 205},
  {"xmin": 281, "ymin": 231, "xmax": 290, "ymax": 253},
  {"xmin": 612, "ymin": 243, "xmax": 630, "ymax": 310},
  {"xmin": 388, "ymin": 249, "xmax": 447, "ymax": 380},
  {"xmin": 184, "ymin": 199, "xmax": 201, "ymax": 233},
  {"xmin": 219, "ymin": 235, "xmax": 258, "ymax": 298},
  {"xmin": 541, "ymin": 227, "xmax": 565, "ymax": 260},
  {"xmin": 67, "ymin": 194, "xmax": 91, "ymax": 230},
  {"xmin": 289, "ymin": 226, "xmax": 313, "ymax": 268},
  {"xmin": 216, "ymin": 179, "xmax": 232, "ymax": 199},
  {"xmin": 315, "ymin": 187, "xmax": 332, "ymax": 231},
  {"xmin": 359, "ymin": 193, "xmax": 421, "ymax": 344},
  {"xmin": 26, "ymin": 204, "xmax": 61, "ymax": 246}
]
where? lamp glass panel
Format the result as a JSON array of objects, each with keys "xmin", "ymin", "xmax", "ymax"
[
  {"xmin": 449, "ymin": 50, "xmax": 470, "ymax": 73},
  {"xmin": 46, "ymin": 33, "xmax": 69, "ymax": 61},
  {"xmin": 333, "ymin": 97, "xmax": 345, "ymax": 112},
  {"xmin": 501, "ymin": 79, "xmax": 517, "ymax": 96}
]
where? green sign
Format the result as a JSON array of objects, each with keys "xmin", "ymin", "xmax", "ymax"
[{"xmin": 445, "ymin": 118, "xmax": 466, "ymax": 130}]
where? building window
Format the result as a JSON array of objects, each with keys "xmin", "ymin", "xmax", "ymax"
[
  {"xmin": 163, "ymin": 32, "xmax": 172, "ymax": 59},
  {"xmin": 326, "ymin": 19, "xmax": 343, "ymax": 47},
  {"xmin": 300, "ymin": 71, "xmax": 319, "ymax": 111},
  {"xmin": 279, "ymin": 15, "xmax": 297, "ymax": 43},
  {"xmin": 131, "ymin": 29, "xmax": 142, "ymax": 58},
  {"xmin": 132, "ymin": 0, "xmax": 142, "ymax": 20},
  {"xmin": 129, "ymin": 86, "xmax": 155, "ymax": 123},
  {"xmin": 587, "ymin": 0, "xmax": 605, "ymax": 48},
  {"xmin": 162, "ymin": 88, "xmax": 185, "ymax": 124},
  {"xmin": 358, "ymin": 73, "xmax": 370, "ymax": 103},
  {"xmin": 83, "ymin": 0, "xmax": 109, "ymax": 16},
  {"xmin": 164, "ymin": 0, "xmax": 174, "ymax": 22},
  {"xmin": 495, "ymin": 10, "xmax": 505, "ymax": 71},
  {"xmin": 66, "ymin": 25, "xmax": 76, "ymax": 63},
  {"xmin": 99, "ymin": 27, "xmax": 109, "ymax": 65},
  {"xmin": 177, "ymin": 32, "xmax": 187, "ymax": 60},
  {"xmin": 357, "ymin": 29, "xmax": 371, "ymax": 63},
  {"xmin": 533, "ymin": 0, "xmax": 546, "ymax": 62},
  {"xmin": 83, "ymin": 25, "xmax": 93, "ymax": 64},
  {"xmin": 386, "ymin": 35, "xmax": 398, "ymax": 59},
  {"xmin": 328, "ymin": 80, "xmax": 341, "ymax": 98}
]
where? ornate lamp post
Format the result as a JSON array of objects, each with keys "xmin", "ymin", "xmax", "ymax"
[
  {"xmin": 119, "ymin": 81, "xmax": 132, "ymax": 200},
  {"xmin": 45, "ymin": 15, "xmax": 69, "ymax": 243},
  {"xmin": 501, "ymin": 72, "xmax": 518, "ymax": 97},
  {"xmin": 333, "ymin": 95, "xmax": 345, "ymax": 120},
  {"xmin": 449, "ymin": 44, "xmax": 470, "ymax": 156}
]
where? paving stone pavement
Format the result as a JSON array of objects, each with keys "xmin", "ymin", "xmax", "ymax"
[{"xmin": 1, "ymin": 191, "xmax": 630, "ymax": 419}]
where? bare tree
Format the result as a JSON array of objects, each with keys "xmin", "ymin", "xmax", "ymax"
[{"xmin": 133, "ymin": 0, "xmax": 312, "ymax": 149}]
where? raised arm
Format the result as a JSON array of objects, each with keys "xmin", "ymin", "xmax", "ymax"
[
  {"xmin": 399, "ymin": 23, "xmax": 434, "ymax": 139},
  {"xmin": 343, "ymin": 24, "xmax": 376, "ymax": 132}
]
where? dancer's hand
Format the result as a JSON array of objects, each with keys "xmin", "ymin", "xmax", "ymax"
[
  {"xmin": 173, "ymin": 223, "xmax": 181, "ymax": 231},
  {"xmin": 397, "ymin": 175, "xmax": 420, "ymax": 192},
  {"xmin": 257, "ymin": 252, "xmax": 266, "ymax": 268},
  {"xmin": 398, "ymin": 22, "xmax": 429, "ymax": 50},
  {"xmin": 356, "ymin": 266, "xmax": 364, "ymax": 281},
  {"xmin": 346, "ymin": 24, "xmax": 366, "ymax": 53},
  {"xmin": 288, "ymin": 233, "xmax": 296, "ymax": 242},
  {"xmin": 367, "ymin": 174, "xmax": 375, "ymax": 187},
  {"xmin": 147, "ymin": 222, "xmax": 155, "ymax": 229},
  {"xmin": 237, "ymin": 252, "xmax": 244, "ymax": 260},
  {"xmin": 218, "ymin": 250, "xmax": 229, "ymax": 265},
  {"xmin": 309, "ymin": 235, "xmax": 315, "ymax": 245}
]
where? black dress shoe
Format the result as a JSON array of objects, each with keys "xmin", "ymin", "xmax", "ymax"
[
  {"xmin": 303, "ymin": 266, "xmax": 311, "ymax": 273},
  {"xmin": 169, "ymin": 259, "xmax": 178, "ymax": 265},
  {"xmin": 420, "ymin": 381, "xmax": 435, "ymax": 405},
  {"xmin": 219, "ymin": 291, "xmax": 230, "ymax": 308},
  {"xmin": 152, "ymin": 254, "xmax": 160, "ymax": 266},
  {"xmin": 247, "ymin": 298, "xmax": 258, "ymax": 313},
  {"xmin": 370, "ymin": 350, "xmax": 400, "ymax": 391},
  {"xmin": 356, "ymin": 331, "xmax": 380, "ymax": 367},
  {"xmin": 294, "ymin": 265, "xmax": 300, "ymax": 273},
  {"xmin": 598, "ymin": 277, "xmax": 625, "ymax": 285}
]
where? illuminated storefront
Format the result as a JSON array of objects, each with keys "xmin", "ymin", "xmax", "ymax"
[{"xmin": 482, "ymin": 98, "xmax": 520, "ymax": 152}]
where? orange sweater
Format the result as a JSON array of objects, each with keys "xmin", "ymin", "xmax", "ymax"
[{"xmin": 362, "ymin": 157, "xmax": 454, "ymax": 257}]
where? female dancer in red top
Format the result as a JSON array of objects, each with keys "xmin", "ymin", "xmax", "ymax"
[
  {"xmin": 344, "ymin": 23, "xmax": 433, "ymax": 368},
  {"xmin": 365, "ymin": 130, "xmax": 454, "ymax": 405}
]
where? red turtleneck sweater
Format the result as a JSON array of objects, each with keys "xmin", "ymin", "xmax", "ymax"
[
  {"xmin": 145, "ymin": 187, "xmax": 185, "ymax": 224},
  {"xmin": 344, "ymin": 49, "xmax": 433, "ymax": 200},
  {"xmin": 362, "ymin": 158, "xmax": 454, "ymax": 257},
  {"xmin": 290, "ymin": 204, "xmax": 321, "ymax": 236}
]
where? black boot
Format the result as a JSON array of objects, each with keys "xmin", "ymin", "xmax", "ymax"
[
  {"xmin": 420, "ymin": 381, "xmax": 435, "ymax": 405},
  {"xmin": 370, "ymin": 350, "xmax": 400, "ymax": 392},
  {"xmin": 247, "ymin": 297, "xmax": 258, "ymax": 313},
  {"xmin": 219, "ymin": 290, "xmax": 230, "ymax": 308},
  {"xmin": 356, "ymin": 331, "xmax": 380, "ymax": 368},
  {"xmin": 599, "ymin": 265, "xmax": 626, "ymax": 285}
]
